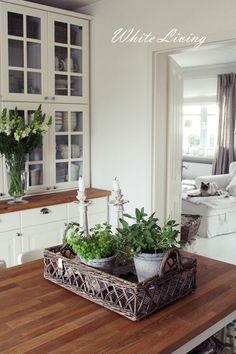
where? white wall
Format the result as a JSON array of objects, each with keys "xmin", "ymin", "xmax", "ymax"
[{"xmin": 79, "ymin": 0, "xmax": 236, "ymax": 215}]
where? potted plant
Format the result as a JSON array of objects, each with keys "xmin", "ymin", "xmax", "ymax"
[
  {"xmin": 67, "ymin": 223, "xmax": 118, "ymax": 272},
  {"xmin": 117, "ymin": 208, "xmax": 180, "ymax": 282}
]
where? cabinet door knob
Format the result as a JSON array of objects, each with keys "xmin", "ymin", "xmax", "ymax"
[
  {"xmin": 16, "ymin": 232, "xmax": 22, "ymax": 237},
  {"xmin": 53, "ymin": 186, "xmax": 58, "ymax": 189},
  {"xmin": 40, "ymin": 207, "xmax": 50, "ymax": 214},
  {"xmin": 51, "ymin": 96, "xmax": 56, "ymax": 100},
  {"xmin": 44, "ymin": 96, "xmax": 49, "ymax": 100}
]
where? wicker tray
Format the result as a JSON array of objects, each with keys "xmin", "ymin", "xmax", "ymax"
[{"xmin": 44, "ymin": 247, "xmax": 197, "ymax": 321}]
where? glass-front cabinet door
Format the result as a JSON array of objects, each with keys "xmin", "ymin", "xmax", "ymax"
[
  {"xmin": 49, "ymin": 104, "xmax": 89, "ymax": 189},
  {"xmin": 48, "ymin": 13, "xmax": 89, "ymax": 104},
  {"xmin": 0, "ymin": 3, "xmax": 47, "ymax": 101},
  {"xmin": 2, "ymin": 102, "xmax": 49, "ymax": 194}
]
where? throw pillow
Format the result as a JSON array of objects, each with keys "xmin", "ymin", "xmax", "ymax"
[
  {"xmin": 228, "ymin": 183, "xmax": 236, "ymax": 196},
  {"xmin": 226, "ymin": 174, "xmax": 236, "ymax": 191},
  {"xmin": 226, "ymin": 174, "xmax": 236, "ymax": 196}
]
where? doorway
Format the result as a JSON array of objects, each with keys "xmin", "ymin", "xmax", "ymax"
[{"xmin": 152, "ymin": 42, "xmax": 236, "ymax": 264}]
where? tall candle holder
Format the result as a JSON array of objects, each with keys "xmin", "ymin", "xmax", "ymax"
[
  {"xmin": 110, "ymin": 188, "xmax": 129, "ymax": 228},
  {"xmin": 75, "ymin": 189, "xmax": 92, "ymax": 235}
]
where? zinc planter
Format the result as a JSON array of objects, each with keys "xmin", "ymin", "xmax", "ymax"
[
  {"xmin": 80, "ymin": 254, "xmax": 116, "ymax": 273},
  {"xmin": 134, "ymin": 252, "xmax": 165, "ymax": 282}
]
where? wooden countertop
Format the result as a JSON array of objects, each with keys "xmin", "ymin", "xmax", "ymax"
[
  {"xmin": 0, "ymin": 253, "xmax": 236, "ymax": 353},
  {"xmin": 0, "ymin": 188, "xmax": 111, "ymax": 214}
]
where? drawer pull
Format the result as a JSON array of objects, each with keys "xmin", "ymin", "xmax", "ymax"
[{"xmin": 40, "ymin": 208, "xmax": 50, "ymax": 215}]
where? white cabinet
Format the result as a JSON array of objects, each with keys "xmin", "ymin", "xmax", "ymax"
[
  {"xmin": 0, "ymin": 2, "xmax": 89, "ymax": 104},
  {"xmin": 22, "ymin": 221, "xmax": 65, "ymax": 252},
  {"xmin": 0, "ymin": 211, "xmax": 21, "ymax": 267},
  {"xmin": 0, "ymin": 230, "xmax": 21, "ymax": 267},
  {"xmin": 0, "ymin": 1, "xmax": 90, "ymax": 195},
  {"xmin": 21, "ymin": 204, "xmax": 67, "ymax": 250},
  {"xmin": 0, "ymin": 195, "xmax": 109, "ymax": 267}
]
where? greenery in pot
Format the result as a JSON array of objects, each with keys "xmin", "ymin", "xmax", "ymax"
[
  {"xmin": 117, "ymin": 208, "xmax": 180, "ymax": 281},
  {"xmin": 67, "ymin": 222, "xmax": 118, "ymax": 262},
  {"xmin": 117, "ymin": 207, "xmax": 180, "ymax": 254}
]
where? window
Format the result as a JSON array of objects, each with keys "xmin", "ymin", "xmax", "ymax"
[{"xmin": 183, "ymin": 103, "xmax": 219, "ymax": 159}]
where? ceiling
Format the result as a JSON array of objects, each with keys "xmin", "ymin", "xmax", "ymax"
[
  {"xmin": 24, "ymin": 0, "xmax": 100, "ymax": 10},
  {"xmin": 172, "ymin": 45, "xmax": 236, "ymax": 67}
]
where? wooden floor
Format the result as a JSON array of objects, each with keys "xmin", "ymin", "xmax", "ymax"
[{"xmin": 0, "ymin": 254, "xmax": 236, "ymax": 353}]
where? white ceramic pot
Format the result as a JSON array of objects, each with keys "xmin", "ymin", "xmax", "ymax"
[{"xmin": 134, "ymin": 252, "xmax": 165, "ymax": 282}]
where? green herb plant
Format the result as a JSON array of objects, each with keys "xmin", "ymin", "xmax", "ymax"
[
  {"xmin": 67, "ymin": 223, "xmax": 118, "ymax": 261},
  {"xmin": 117, "ymin": 207, "xmax": 179, "ymax": 254}
]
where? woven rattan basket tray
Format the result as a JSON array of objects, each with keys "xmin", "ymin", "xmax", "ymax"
[{"xmin": 44, "ymin": 247, "xmax": 197, "ymax": 321}]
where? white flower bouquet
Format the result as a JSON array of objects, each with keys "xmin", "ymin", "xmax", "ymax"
[{"xmin": 0, "ymin": 105, "xmax": 52, "ymax": 201}]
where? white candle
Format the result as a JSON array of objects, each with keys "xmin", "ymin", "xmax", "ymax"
[
  {"xmin": 78, "ymin": 176, "xmax": 85, "ymax": 191},
  {"xmin": 113, "ymin": 177, "xmax": 120, "ymax": 191}
]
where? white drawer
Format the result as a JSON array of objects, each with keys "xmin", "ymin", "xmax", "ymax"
[
  {"xmin": 68, "ymin": 197, "xmax": 108, "ymax": 219},
  {"xmin": 0, "ymin": 212, "xmax": 20, "ymax": 232},
  {"xmin": 21, "ymin": 204, "xmax": 67, "ymax": 228}
]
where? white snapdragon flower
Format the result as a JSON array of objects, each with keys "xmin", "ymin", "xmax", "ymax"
[
  {"xmin": 42, "ymin": 122, "xmax": 50, "ymax": 131},
  {"xmin": 14, "ymin": 131, "xmax": 20, "ymax": 141},
  {"xmin": 25, "ymin": 127, "xmax": 31, "ymax": 137}
]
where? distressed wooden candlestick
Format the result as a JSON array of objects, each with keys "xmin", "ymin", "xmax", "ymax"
[
  {"xmin": 110, "ymin": 188, "xmax": 129, "ymax": 228},
  {"xmin": 76, "ymin": 190, "xmax": 92, "ymax": 235}
]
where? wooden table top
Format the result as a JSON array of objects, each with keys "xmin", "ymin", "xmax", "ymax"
[
  {"xmin": 0, "ymin": 188, "xmax": 111, "ymax": 214},
  {"xmin": 0, "ymin": 254, "xmax": 236, "ymax": 354}
]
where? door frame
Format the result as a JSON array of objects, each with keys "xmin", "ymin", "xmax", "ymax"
[{"xmin": 148, "ymin": 37, "xmax": 236, "ymax": 224}]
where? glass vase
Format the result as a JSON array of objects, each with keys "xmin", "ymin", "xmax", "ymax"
[{"xmin": 6, "ymin": 154, "xmax": 29, "ymax": 204}]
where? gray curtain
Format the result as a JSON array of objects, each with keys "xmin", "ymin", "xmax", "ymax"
[{"xmin": 213, "ymin": 73, "xmax": 236, "ymax": 174}]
